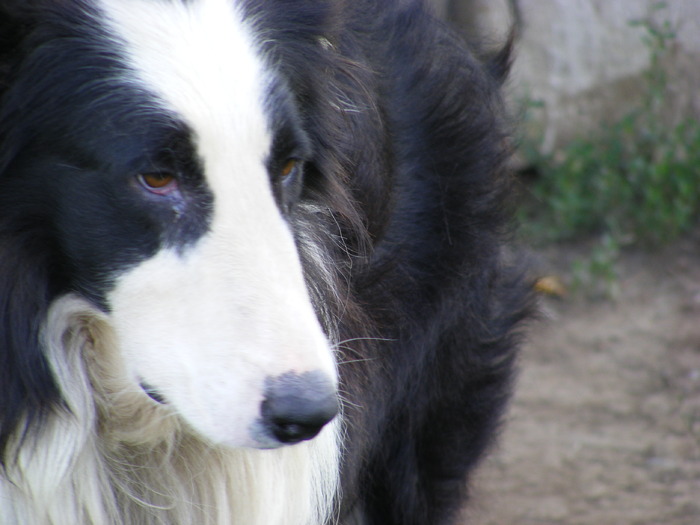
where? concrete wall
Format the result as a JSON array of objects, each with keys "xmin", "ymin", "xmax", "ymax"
[{"xmin": 430, "ymin": 0, "xmax": 700, "ymax": 153}]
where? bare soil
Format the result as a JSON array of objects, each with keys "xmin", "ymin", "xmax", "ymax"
[{"xmin": 468, "ymin": 232, "xmax": 700, "ymax": 524}]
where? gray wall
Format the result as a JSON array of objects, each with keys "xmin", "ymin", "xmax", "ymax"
[{"xmin": 430, "ymin": 0, "xmax": 700, "ymax": 153}]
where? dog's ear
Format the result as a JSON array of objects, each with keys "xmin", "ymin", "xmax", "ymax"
[
  {"xmin": 0, "ymin": 224, "xmax": 62, "ymax": 465},
  {"xmin": 0, "ymin": 3, "xmax": 32, "ymax": 95},
  {"xmin": 0, "ymin": 222, "xmax": 63, "ymax": 464},
  {"xmin": 0, "ymin": 3, "xmax": 63, "ymax": 462}
]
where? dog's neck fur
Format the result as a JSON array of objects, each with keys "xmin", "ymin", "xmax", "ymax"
[{"xmin": 0, "ymin": 296, "xmax": 340, "ymax": 525}]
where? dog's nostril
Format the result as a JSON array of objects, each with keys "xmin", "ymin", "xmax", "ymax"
[
  {"xmin": 263, "ymin": 400, "xmax": 337, "ymax": 444},
  {"xmin": 268, "ymin": 417, "xmax": 327, "ymax": 444},
  {"xmin": 262, "ymin": 371, "xmax": 338, "ymax": 445}
]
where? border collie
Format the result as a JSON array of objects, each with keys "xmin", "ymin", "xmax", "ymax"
[{"xmin": 0, "ymin": 0, "xmax": 530, "ymax": 523}]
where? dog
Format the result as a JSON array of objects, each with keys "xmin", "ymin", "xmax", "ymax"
[{"xmin": 0, "ymin": 0, "xmax": 530, "ymax": 523}]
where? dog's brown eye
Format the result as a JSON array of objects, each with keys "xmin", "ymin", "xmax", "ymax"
[
  {"xmin": 138, "ymin": 172, "xmax": 179, "ymax": 196},
  {"xmin": 140, "ymin": 172, "xmax": 175, "ymax": 189},
  {"xmin": 280, "ymin": 159, "xmax": 297, "ymax": 179}
]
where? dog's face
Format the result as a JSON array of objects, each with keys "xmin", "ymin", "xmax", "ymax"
[{"xmin": 0, "ymin": 0, "xmax": 338, "ymax": 449}]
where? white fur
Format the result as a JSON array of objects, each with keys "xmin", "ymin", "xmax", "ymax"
[
  {"xmin": 99, "ymin": 0, "xmax": 338, "ymax": 448},
  {"xmin": 0, "ymin": 1, "xmax": 342, "ymax": 523},
  {"xmin": 0, "ymin": 297, "xmax": 339, "ymax": 525}
]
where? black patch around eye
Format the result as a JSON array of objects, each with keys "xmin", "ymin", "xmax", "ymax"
[
  {"xmin": 265, "ymin": 75, "xmax": 312, "ymax": 215},
  {"xmin": 138, "ymin": 126, "xmax": 213, "ymax": 250},
  {"xmin": 154, "ymin": 128, "xmax": 203, "ymax": 181},
  {"xmin": 14, "ymin": 119, "xmax": 215, "ymax": 310},
  {"xmin": 270, "ymin": 156, "xmax": 305, "ymax": 214}
]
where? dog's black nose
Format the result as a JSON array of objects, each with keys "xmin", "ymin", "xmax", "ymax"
[{"xmin": 261, "ymin": 371, "xmax": 338, "ymax": 444}]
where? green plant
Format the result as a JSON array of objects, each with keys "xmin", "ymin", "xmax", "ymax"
[
  {"xmin": 571, "ymin": 234, "xmax": 621, "ymax": 299},
  {"xmin": 519, "ymin": 3, "xmax": 700, "ymax": 249}
]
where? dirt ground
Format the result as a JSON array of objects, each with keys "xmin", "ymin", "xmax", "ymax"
[{"xmin": 467, "ymin": 231, "xmax": 700, "ymax": 525}]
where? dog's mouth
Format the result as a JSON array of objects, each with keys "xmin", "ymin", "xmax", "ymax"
[{"xmin": 139, "ymin": 381, "xmax": 167, "ymax": 404}]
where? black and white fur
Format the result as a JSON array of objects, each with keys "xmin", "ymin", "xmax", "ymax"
[{"xmin": 0, "ymin": 1, "xmax": 530, "ymax": 524}]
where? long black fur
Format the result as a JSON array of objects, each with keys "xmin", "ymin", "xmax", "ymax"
[
  {"xmin": 0, "ymin": 1, "xmax": 531, "ymax": 523},
  {"xmin": 251, "ymin": 2, "xmax": 531, "ymax": 522}
]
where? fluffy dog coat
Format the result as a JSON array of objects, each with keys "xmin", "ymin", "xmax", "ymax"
[{"xmin": 0, "ymin": 0, "xmax": 530, "ymax": 523}]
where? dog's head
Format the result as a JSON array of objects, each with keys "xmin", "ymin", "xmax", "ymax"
[{"xmin": 0, "ymin": 0, "xmax": 338, "ymax": 452}]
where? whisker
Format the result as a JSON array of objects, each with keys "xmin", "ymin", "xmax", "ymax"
[{"xmin": 333, "ymin": 336, "xmax": 396, "ymax": 347}]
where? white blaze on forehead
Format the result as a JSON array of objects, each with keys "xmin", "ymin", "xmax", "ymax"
[
  {"xmin": 99, "ymin": 0, "xmax": 270, "ymax": 158},
  {"xmin": 98, "ymin": 0, "xmax": 337, "ymax": 447}
]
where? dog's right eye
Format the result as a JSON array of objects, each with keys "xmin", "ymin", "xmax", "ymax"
[{"xmin": 138, "ymin": 172, "xmax": 178, "ymax": 195}]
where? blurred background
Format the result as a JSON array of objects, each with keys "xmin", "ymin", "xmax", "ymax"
[{"xmin": 430, "ymin": 1, "xmax": 700, "ymax": 524}]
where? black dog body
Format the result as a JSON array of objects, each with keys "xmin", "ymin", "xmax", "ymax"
[{"xmin": 0, "ymin": 1, "xmax": 529, "ymax": 524}]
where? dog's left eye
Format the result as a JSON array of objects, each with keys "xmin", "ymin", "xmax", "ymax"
[
  {"xmin": 279, "ymin": 159, "xmax": 298, "ymax": 180},
  {"xmin": 138, "ymin": 172, "xmax": 178, "ymax": 195}
]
